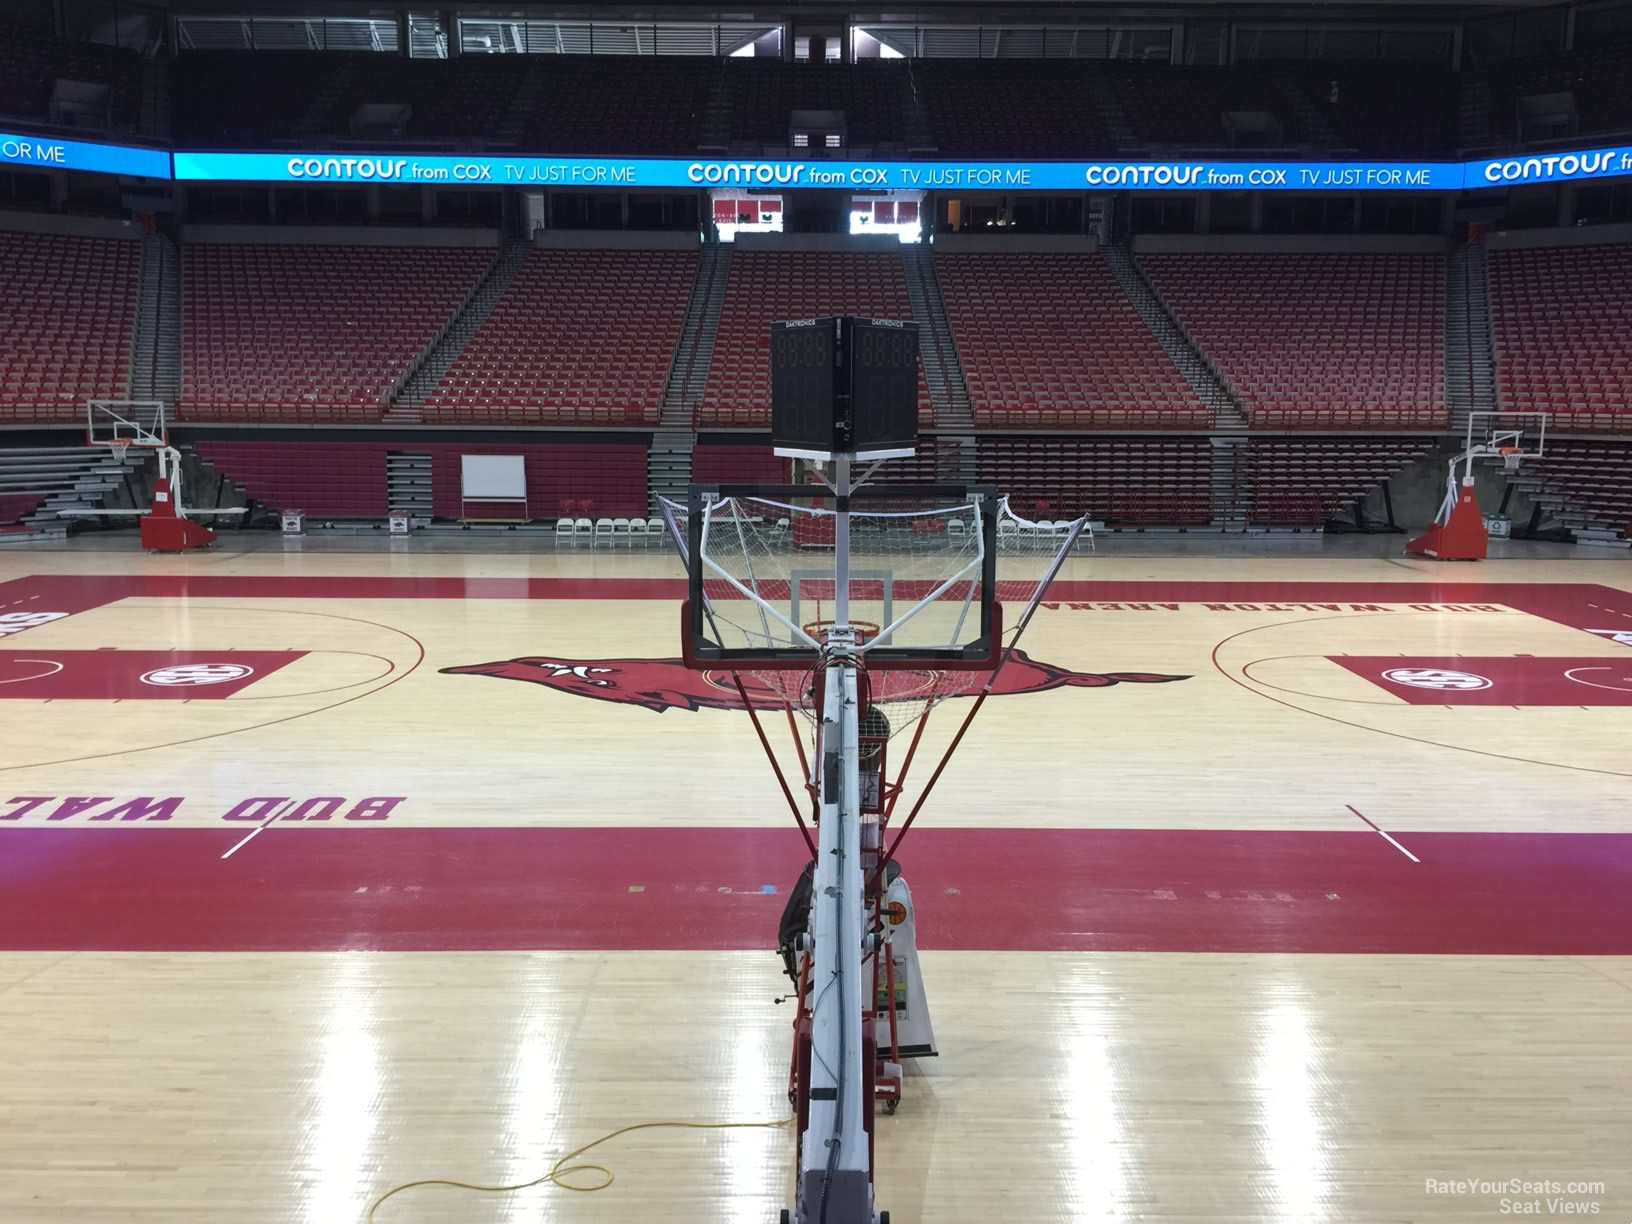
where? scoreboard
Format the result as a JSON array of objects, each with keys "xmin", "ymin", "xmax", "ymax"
[{"xmin": 770, "ymin": 316, "xmax": 919, "ymax": 460}]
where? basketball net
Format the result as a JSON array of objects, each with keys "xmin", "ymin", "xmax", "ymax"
[
  {"xmin": 1499, "ymin": 447, "xmax": 1522, "ymax": 473},
  {"xmin": 660, "ymin": 493, "xmax": 1086, "ymax": 742},
  {"xmin": 109, "ymin": 439, "xmax": 131, "ymax": 464}
]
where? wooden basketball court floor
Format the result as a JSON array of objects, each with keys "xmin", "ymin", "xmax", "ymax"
[{"xmin": 1, "ymin": 537, "xmax": 1629, "ymax": 1223}]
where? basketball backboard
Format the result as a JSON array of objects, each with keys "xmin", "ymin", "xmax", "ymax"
[
  {"xmin": 87, "ymin": 400, "xmax": 167, "ymax": 454},
  {"xmin": 671, "ymin": 482, "xmax": 1002, "ymax": 671},
  {"xmin": 1468, "ymin": 411, "xmax": 1548, "ymax": 465}
]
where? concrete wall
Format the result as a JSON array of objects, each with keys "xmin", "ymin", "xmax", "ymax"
[
  {"xmin": 535, "ymin": 230, "xmax": 699, "ymax": 250},
  {"xmin": 1487, "ymin": 221, "xmax": 1632, "ymax": 251},
  {"xmin": 932, "ymin": 233, "xmax": 1098, "ymax": 253},
  {"xmin": 1368, "ymin": 443, "xmax": 1532, "ymax": 533},
  {"xmin": 732, "ymin": 232, "xmax": 902, "ymax": 252},
  {"xmin": 1133, "ymin": 233, "xmax": 1449, "ymax": 255},
  {"xmin": 0, "ymin": 209, "xmax": 144, "ymax": 241},
  {"xmin": 179, "ymin": 224, "xmax": 501, "ymax": 248},
  {"xmin": 1370, "ymin": 443, "xmax": 1455, "ymax": 531}
]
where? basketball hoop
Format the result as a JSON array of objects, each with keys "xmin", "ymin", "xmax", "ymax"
[
  {"xmin": 109, "ymin": 439, "xmax": 131, "ymax": 465},
  {"xmin": 1499, "ymin": 446, "xmax": 1523, "ymax": 473},
  {"xmin": 803, "ymin": 619, "xmax": 883, "ymax": 648}
]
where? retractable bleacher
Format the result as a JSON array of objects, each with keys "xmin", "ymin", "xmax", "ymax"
[{"xmin": 978, "ymin": 436, "xmax": 1214, "ymax": 527}]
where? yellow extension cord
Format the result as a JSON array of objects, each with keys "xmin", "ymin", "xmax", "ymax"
[{"xmin": 365, "ymin": 1115, "xmax": 794, "ymax": 1221}]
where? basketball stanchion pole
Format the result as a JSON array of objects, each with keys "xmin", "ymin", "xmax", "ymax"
[
  {"xmin": 74, "ymin": 401, "xmax": 247, "ymax": 551},
  {"xmin": 141, "ymin": 445, "xmax": 221, "ymax": 553},
  {"xmin": 1407, "ymin": 413, "xmax": 1545, "ymax": 563},
  {"xmin": 662, "ymin": 316, "xmax": 1094, "ymax": 1224}
]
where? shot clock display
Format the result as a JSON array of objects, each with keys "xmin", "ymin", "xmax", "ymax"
[{"xmin": 770, "ymin": 317, "xmax": 919, "ymax": 460}]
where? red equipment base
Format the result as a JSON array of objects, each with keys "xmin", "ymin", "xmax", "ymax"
[
  {"xmin": 139, "ymin": 478, "xmax": 216, "ymax": 553},
  {"xmin": 1406, "ymin": 486, "xmax": 1487, "ymax": 562}
]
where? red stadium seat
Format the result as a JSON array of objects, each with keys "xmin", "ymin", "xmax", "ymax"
[
  {"xmin": 937, "ymin": 251, "xmax": 1205, "ymax": 430},
  {"xmin": 1489, "ymin": 245, "xmax": 1632, "ymax": 434},
  {"xmin": 699, "ymin": 252, "xmax": 933, "ymax": 429},
  {"xmin": 421, "ymin": 249, "xmax": 695, "ymax": 428},
  {"xmin": 0, "ymin": 233, "xmax": 139, "ymax": 421},
  {"xmin": 1140, "ymin": 252, "xmax": 1446, "ymax": 430},
  {"xmin": 180, "ymin": 245, "xmax": 489, "ymax": 423},
  {"xmin": 977, "ymin": 436, "xmax": 1214, "ymax": 527}
]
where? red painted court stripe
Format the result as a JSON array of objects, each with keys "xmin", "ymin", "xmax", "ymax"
[
  {"xmin": 1, "ymin": 827, "xmax": 1626, "ymax": 955},
  {"xmin": 0, "ymin": 574, "xmax": 687, "ymax": 603},
  {"xmin": 7, "ymin": 575, "xmax": 1632, "ymax": 617}
]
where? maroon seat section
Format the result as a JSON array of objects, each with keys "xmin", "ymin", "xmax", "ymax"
[
  {"xmin": 191, "ymin": 441, "xmax": 390, "ymax": 517},
  {"xmin": 691, "ymin": 445, "xmax": 790, "ymax": 486},
  {"xmin": 0, "ymin": 494, "xmax": 46, "ymax": 525},
  {"xmin": 1490, "ymin": 244, "xmax": 1632, "ymax": 433},
  {"xmin": 425, "ymin": 442, "xmax": 648, "ymax": 519},
  {"xmin": 180, "ymin": 245, "xmax": 490, "ymax": 423},
  {"xmin": 1525, "ymin": 440, "xmax": 1632, "ymax": 536},
  {"xmin": 938, "ymin": 252, "xmax": 1204, "ymax": 430},
  {"xmin": 1247, "ymin": 437, "xmax": 1436, "ymax": 527},
  {"xmin": 701, "ymin": 252, "xmax": 932, "ymax": 428},
  {"xmin": 193, "ymin": 441, "xmax": 647, "ymax": 520},
  {"xmin": 1141, "ymin": 252, "xmax": 1445, "ymax": 429},
  {"xmin": 0, "ymin": 233, "xmax": 139, "ymax": 422},
  {"xmin": 423, "ymin": 249, "xmax": 696, "ymax": 428},
  {"xmin": 978, "ymin": 436, "xmax": 1214, "ymax": 526}
]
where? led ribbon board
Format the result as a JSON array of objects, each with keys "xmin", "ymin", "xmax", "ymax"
[
  {"xmin": 1, "ymin": 131, "xmax": 170, "ymax": 179},
  {"xmin": 0, "ymin": 143, "xmax": 1607, "ymax": 191},
  {"xmin": 171, "ymin": 148, "xmax": 1632, "ymax": 191}
]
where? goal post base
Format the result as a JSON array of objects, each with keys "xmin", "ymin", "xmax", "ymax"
[
  {"xmin": 1406, "ymin": 486, "xmax": 1488, "ymax": 561},
  {"xmin": 139, "ymin": 477, "xmax": 217, "ymax": 552}
]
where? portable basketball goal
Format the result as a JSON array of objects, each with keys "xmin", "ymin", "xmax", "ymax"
[
  {"xmin": 1407, "ymin": 411, "xmax": 1547, "ymax": 562},
  {"xmin": 662, "ymin": 318, "xmax": 1086, "ymax": 1224},
  {"xmin": 76, "ymin": 401, "xmax": 243, "ymax": 551}
]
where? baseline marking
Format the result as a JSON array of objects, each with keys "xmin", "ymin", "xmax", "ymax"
[{"xmin": 1345, "ymin": 803, "xmax": 1420, "ymax": 863}]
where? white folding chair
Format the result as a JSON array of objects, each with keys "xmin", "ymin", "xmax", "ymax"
[
  {"xmin": 611, "ymin": 517, "xmax": 631, "ymax": 546},
  {"xmin": 947, "ymin": 518, "xmax": 965, "ymax": 539},
  {"xmin": 593, "ymin": 518, "xmax": 615, "ymax": 548},
  {"xmin": 627, "ymin": 518, "xmax": 648, "ymax": 547},
  {"xmin": 574, "ymin": 517, "xmax": 594, "ymax": 544},
  {"xmin": 555, "ymin": 518, "xmax": 575, "ymax": 546},
  {"xmin": 997, "ymin": 520, "xmax": 1019, "ymax": 550},
  {"xmin": 647, "ymin": 517, "xmax": 666, "ymax": 547}
]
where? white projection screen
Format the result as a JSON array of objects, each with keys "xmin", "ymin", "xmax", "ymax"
[{"xmin": 459, "ymin": 454, "xmax": 528, "ymax": 519}]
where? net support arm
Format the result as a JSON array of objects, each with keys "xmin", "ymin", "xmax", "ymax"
[
  {"xmin": 871, "ymin": 514, "xmax": 1086, "ymax": 889},
  {"xmin": 730, "ymin": 671, "xmax": 817, "ymax": 859}
]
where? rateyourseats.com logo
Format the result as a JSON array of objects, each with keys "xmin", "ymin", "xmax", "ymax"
[{"xmin": 1424, "ymin": 1178, "xmax": 1608, "ymax": 1216}]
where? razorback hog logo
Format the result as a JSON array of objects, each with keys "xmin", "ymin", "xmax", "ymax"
[{"xmin": 439, "ymin": 650, "xmax": 1188, "ymax": 713}]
